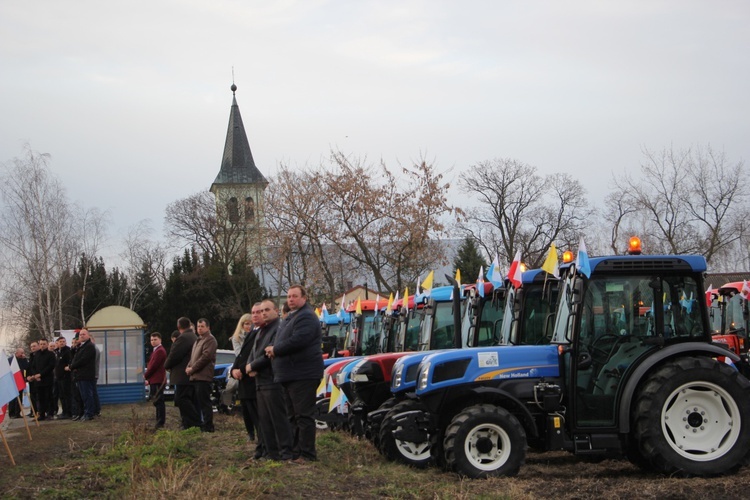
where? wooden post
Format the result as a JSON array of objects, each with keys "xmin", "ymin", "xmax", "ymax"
[
  {"xmin": 17, "ymin": 395, "xmax": 32, "ymax": 441},
  {"xmin": 0, "ymin": 429, "xmax": 16, "ymax": 466}
]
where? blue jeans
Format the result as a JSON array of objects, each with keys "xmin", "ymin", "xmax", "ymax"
[{"xmin": 77, "ymin": 380, "xmax": 96, "ymax": 418}]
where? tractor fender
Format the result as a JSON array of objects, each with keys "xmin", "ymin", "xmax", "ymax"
[
  {"xmin": 464, "ymin": 385, "xmax": 539, "ymax": 439},
  {"xmin": 618, "ymin": 342, "xmax": 740, "ymax": 433}
]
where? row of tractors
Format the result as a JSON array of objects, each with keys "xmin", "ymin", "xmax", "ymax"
[{"xmin": 314, "ymin": 244, "xmax": 750, "ymax": 478}]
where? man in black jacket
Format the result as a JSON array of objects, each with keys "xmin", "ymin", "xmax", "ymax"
[
  {"xmin": 54, "ymin": 337, "xmax": 73, "ymax": 419},
  {"xmin": 29, "ymin": 338, "xmax": 56, "ymax": 421},
  {"xmin": 164, "ymin": 318, "xmax": 200, "ymax": 429},
  {"xmin": 247, "ymin": 299, "xmax": 293, "ymax": 461},
  {"xmin": 231, "ymin": 304, "xmax": 262, "ymax": 453},
  {"xmin": 68, "ymin": 329, "xmax": 97, "ymax": 421},
  {"xmin": 265, "ymin": 285, "xmax": 323, "ymax": 463}
]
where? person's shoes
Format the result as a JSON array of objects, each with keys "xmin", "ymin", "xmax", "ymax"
[
  {"xmin": 154, "ymin": 424, "xmax": 164, "ymax": 430},
  {"xmin": 9, "ymin": 414, "xmax": 20, "ymax": 419},
  {"xmin": 289, "ymin": 457, "xmax": 310, "ymax": 465},
  {"xmin": 71, "ymin": 415, "xmax": 80, "ymax": 421},
  {"xmin": 37, "ymin": 415, "xmax": 46, "ymax": 421},
  {"xmin": 80, "ymin": 415, "xmax": 93, "ymax": 422},
  {"xmin": 26, "ymin": 412, "xmax": 34, "ymax": 417},
  {"xmin": 58, "ymin": 414, "xmax": 70, "ymax": 420},
  {"xmin": 247, "ymin": 434, "xmax": 255, "ymax": 443},
  {"xmin": 201, "ymin": 426, "xmax": 215, "ymax": 433}
]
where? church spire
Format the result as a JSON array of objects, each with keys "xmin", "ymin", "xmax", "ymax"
[{"xmin": 210, "ymin": 84, "xmax": 267, "ymax": 191}]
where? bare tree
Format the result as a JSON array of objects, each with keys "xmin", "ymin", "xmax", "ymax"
[
  {"xmin": 459, "ymin": 158, "xmax": 588, "ymax": 267},
  {"xmin": 120, "ymin": 219, "xmax": 169, "ymax": 310},
  {"xmin": 611, "ymin": 145, "xmax": 747, "ymax": 264},
  {"xmin": 0, "ymin": 147, "xmax": 78, "ymax": 337}
]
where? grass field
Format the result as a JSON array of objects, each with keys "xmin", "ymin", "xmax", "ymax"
[{"xmin": 1, "ymin": 402, "xmax": 748, "ymax": 499}]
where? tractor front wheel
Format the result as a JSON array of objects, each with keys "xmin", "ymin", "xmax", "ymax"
[
  {"xmin": 444, "ymin": 404, "xmax": 526, "ymax": 478},
  {"xmin": 379, "ymin": 400, "xmax": 432, "ymax": 468}
]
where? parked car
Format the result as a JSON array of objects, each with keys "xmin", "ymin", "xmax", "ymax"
[{"xmin": 212, "ymin": 349, "xmax": 237, "ymax": 412}]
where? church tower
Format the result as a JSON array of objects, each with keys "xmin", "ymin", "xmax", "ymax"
[{"xmin": 210, "ymin": 84, "xmax": 268, "ymax": 263}]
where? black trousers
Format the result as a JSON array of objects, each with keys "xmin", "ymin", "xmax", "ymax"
[
  {"xmin": 257, "ymin": 383, "xmax": 293, "ymax": 460},
  {"xmin": 174, "ymin": 383, "xmax": 201, "ymax": 428},
  {"xmin": 281, "ymin": 379, "xmax": 319, "ymax": 460},
  {"xmin": 8, "ymin": 390, "xmax": 22, "ymax": 417},
  {"xmin": 36, "ymin": 385, "xmax": 52, "ymax": 417},
  {"xmin": 149, "ymin": 383, "xmax": 166, "ymax": 427},
  {"xmin": 57, "ymin": 377, "xmax": 72, "ymax": 417},
  {"xmin": 192, "ymin": 380, "xmax": 214, "ymax": 431},
  {"xmin": 71, "ymin": 381, "xmax": 83, "ymax": 417}
]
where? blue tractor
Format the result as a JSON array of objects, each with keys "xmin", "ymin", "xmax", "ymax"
[{"xmin": 394, "ymin": 251, "xmax": 750, "ymax": 478}]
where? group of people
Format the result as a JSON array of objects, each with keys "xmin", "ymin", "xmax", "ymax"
[
  {"xmin": 143, "ymin": 284, "xmax": 324, "ymax": 463},
  {"xmin": 6, "ymin": 329, "xmax": 101, "ymax": 422}
]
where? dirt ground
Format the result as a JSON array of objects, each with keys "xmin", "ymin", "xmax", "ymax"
[{"xmin": 2, "ymin": 402, "xmax": 750, "ymax": 499}]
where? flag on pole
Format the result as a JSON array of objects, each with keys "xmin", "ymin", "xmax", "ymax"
[
  {"xmin": 705, "ymin": 285, "xmax": 714, "ymax": 307},
  {"xmin": 422, "ymin": 270, "xmax": 434, "ymax": 292},
  {"xmin": 541, "ymin": 243, "xmax": 560, "ymax": 278},
  {"xmin": 403, "ymin": 287, "xmax": 409, "ymax": 313},
  {"xmin": 338, "ymin": 294, "xmax": 347, "ymax": 319},
  {"xmin": 374, "ymin": 295, "xmax": 381, "ymax": 316},
  {"xmin": 576, "ymin": 237, "xmax": 591, "ymax": 278},
  {"xmin": 416, "ymin": 276, "xmax": 421, "ymax": 295},
  {"xmin": 741, "ymin": 280, "xmax": 750, "ymax": 300},
  {"xmin": 0, "ymin": 403, "xmax": 6, "ymax": 425},
  {"xmin": 455, "ymin": 269, "xmax": 462, "ymax": 288},
  {"xmin": 315, "ymin": 307, "xmax": 322, "ymax": 319},
  {"xmin": 386, "ymin": 293, "xmax": 394, "ymax": 313},
  {"xmin": 476, "ymin": 266, "xmax": 485, "ymax": 298},
  {"xmin": 486, "ymin": 255, "xmax": 502, "ymax": 289},
  {"xmin": 321, "ymin": 303, "xmax": 328, "ymax": 315},
  {"xmin": 0, "ymin": 352, "xmax": 20, "ymax": 405},
  {"xmin": 10, "ymin": 356, "xmax": 25, "ymax": 391},
  {"xmin": 507, "ymin": 251, "xmax": 523, "ymax": 289},
  {"xmin": 355, "ymin": 297, "xmax": 362, "ymax": 315}
]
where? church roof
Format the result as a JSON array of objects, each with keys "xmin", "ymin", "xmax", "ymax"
[{"xmin": 211, "ymin": 84, "xmax": 267, "ymax": 189}]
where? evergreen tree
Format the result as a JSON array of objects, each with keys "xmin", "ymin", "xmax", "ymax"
[{"xmin": 453, "ymin": 237, "xmax": 487, "ymax": 284}]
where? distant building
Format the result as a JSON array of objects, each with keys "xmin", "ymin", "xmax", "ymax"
[{"xmin": 210, "ymin": 83, "xmax": 268, "ymax": 267}]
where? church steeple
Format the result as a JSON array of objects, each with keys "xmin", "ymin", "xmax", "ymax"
[{"xmin": 210, "ymin": 84, "xmax": 267, "ymax": 191}]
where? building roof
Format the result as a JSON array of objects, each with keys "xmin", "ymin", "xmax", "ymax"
[
  {"xmin": 211, "ymin": 84, "xmax": 267, "ymax": 190},
  {"xmin": 86, "ymin": 306, "xmax": 146, "ymax": 330}
]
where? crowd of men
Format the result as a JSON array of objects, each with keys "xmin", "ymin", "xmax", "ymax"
[
  {"xmin": 6, "ymin": 329, "xmax": 101, "ymax": 421},
  {"xmin": 143, "ymin": 284, "xmax": 323, "ymax": 463},
  {"xmin": 6, "ymin": 284, "xmax": 323, "ymax": 464}
]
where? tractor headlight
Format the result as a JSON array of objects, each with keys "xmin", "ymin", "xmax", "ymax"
[
  {"xmin": 417, "ymin": 361, "xmax": 431, "ymax": 391},
  {"xmin": 392, "ymin": 362, "xmax": 404, "ymax": 389}
]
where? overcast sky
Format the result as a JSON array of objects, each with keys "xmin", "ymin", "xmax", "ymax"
[{"xmin": 1, "ymin": 1, "xmax": 749, "ymax": 260}]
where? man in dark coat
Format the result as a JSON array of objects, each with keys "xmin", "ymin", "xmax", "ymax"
[
  {"xmin": 265, "ymin": 285, "xmax": 324, "ymax": 462},
  {"xmin": 29, "ymin": 338, "xmax": 56, "ymax": 421},
  {"xmin": 68, "ymin": 329, "xmax": 97, "ymax": 421},
  {"xmin": 247, "ymin": 299, "xmax": 293, "ymax": 461},
  {"xmin": 164, "ymin": 318, "xmax": 200, "ymax": 429},
  {"xmin": 26, "ymin": 341, "xmax": 39, "ymax": 417},
  {"xmin": 54, "ymin": 337, "xmax": 73, "ymax": 419},
  {"xmin": 231, "ymin": 305, "xmax": 262, "ymax": 453}
]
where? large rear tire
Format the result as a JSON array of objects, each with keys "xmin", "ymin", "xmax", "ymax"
[
  {"xmin": 444, "ymin": 404, "xmax": 526, "ymax": 478},
  {"xmin": 632, "ymin": 356, "xmax": 750, "ymax": 476},
  {"xmin": 379, "ymin": 400, "xmax": 432, "ymax": 468}
]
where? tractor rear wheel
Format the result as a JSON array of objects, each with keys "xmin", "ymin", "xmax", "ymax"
[
  {"xmin": 632, "ymin": 356, "xmax": 750, "ymax": 476},
  {"xmin": 379, "ymin": 400, "xmax": 432, "ymax": 468},
  {"xmin": 444, "ymin": 404, "xmax": 526, "ymax": 478}
]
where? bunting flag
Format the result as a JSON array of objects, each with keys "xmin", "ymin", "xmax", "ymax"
[
  {"xmin": 328, "ymin": 384, "xmax": 342, "ymax": 413},
  {"xmin": 337, "ymin": 387, "xmax": 349, "ymax": 414},
  {"xmin": 386, "ymin": 293, "xmax": 394, "ymax": 313},
  {"xmin": 421, "ymin": 270, "xmax": 434, "ymax": 291},
  {"xmin": 679, "ymin": 292, "xmax": 693, "ymax": 314},
  {"xmin": 486, "ymin": 255, "xmax": 502, "ymax": 288},
  {"xmin": 355, "ymin": 297, "xmax": 362, "ymax": 315},
  {"xmin": 321, "ymin": 303, "xmax": 328, "ymax": 315},
  {"xmin": 541, "ymin": 243, "xmax": 560, "ymax": 278},
  {"xmin": 315, "ymin": 307, "xmax": 322, "ymax": 319},
  {"xmin": 476, "ymin": 265, "xmax": 485, "ymax": 298},
  {"xmin": 403, "ymin": 287, "xmax": 409, "ymax": 313},
  {"xmin": 416, "ymin": 276, "xmax": 421, "ymax": 295},
  {"xmin": 10, "ymin": 356, "xmax": 25, "ymax": 391},
  {"xmin": 576, "ymin": 237, "xmax": 591, "ymax": 279},
  {"xmin": 741, "ymin": 280, "xmax": 750, "ymax": 300},
  {"xmin": 0, "ymin": 352, "xmax": 20, "ymax": 405},
  {"xmin": 316, "ymin": 377, "xmax": 326, "ymax": 397},
  {"xmin": 374, "ymin": 295, "xmax": 381, "ymax": 315},
  {"xmin": 705, "ymin": 285, "xmax": 714, "ymax": 308},
  {"xmin": 507, "ymin": 251, "xmax": 523, "ymax": 289}
]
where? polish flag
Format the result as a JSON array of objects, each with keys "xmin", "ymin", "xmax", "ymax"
[
  {"xmin": 10, "ymin": 356, "xmax": 26, "ymax": 391},
  {"xmin": 507, "ymin": 251, "xmax": 523, "ymax": 289}
]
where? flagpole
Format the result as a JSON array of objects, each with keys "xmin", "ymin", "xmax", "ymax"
[
  {"xmin": 28, "ymin": 397, "xmax": 39, "ymax": 427},
  {"xmin": 0, "ymin": 428, "xmax": 15, "ymax": 465},
  {"xmin": 17, "ymin": 395, "xmax": 32, "ymax": 441}
]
